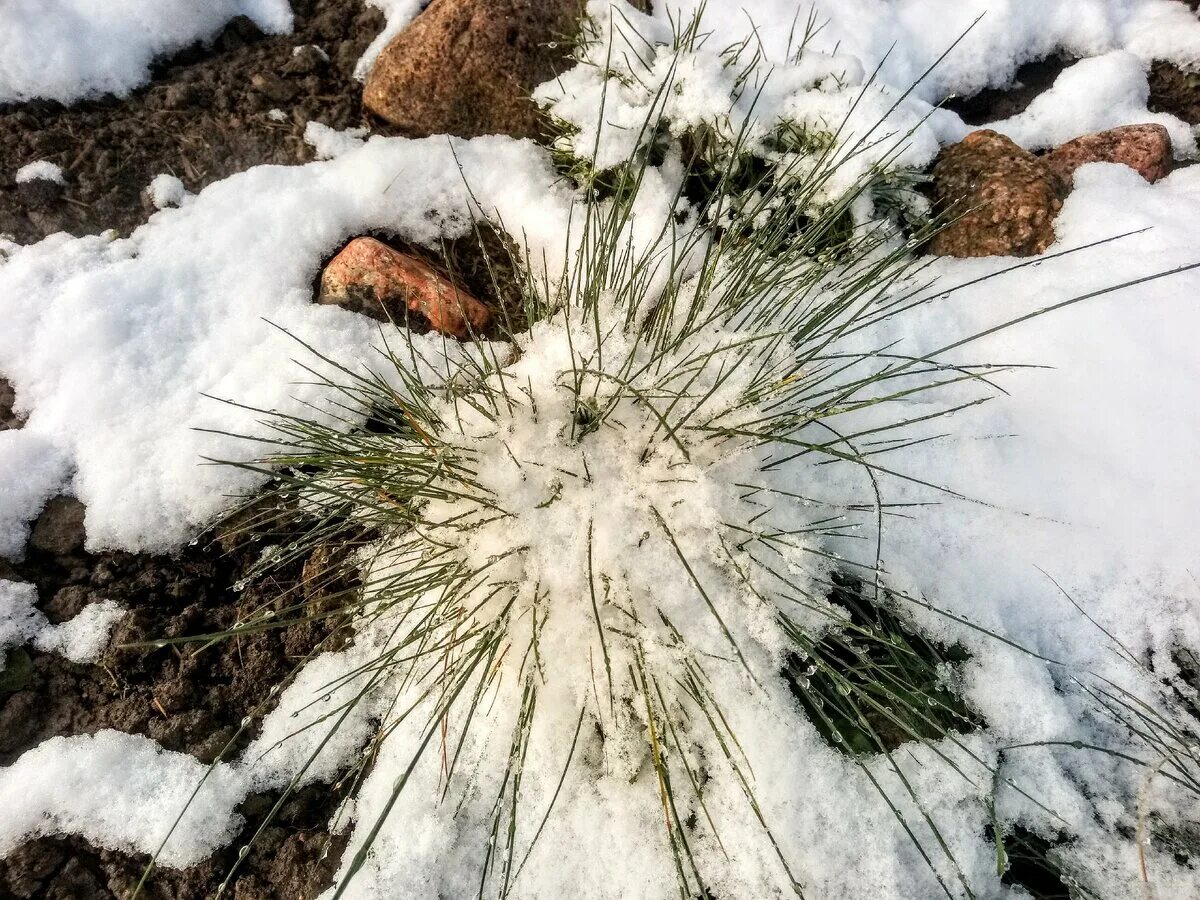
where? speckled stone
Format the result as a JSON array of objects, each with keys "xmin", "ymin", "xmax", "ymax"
[
  {"xmin": 1045, "ymin": 123, "xmax": 1173, "ymax": 186},
  {"xmin": 363, "ymin": 0, "xmax": 585, "ymax": 139},
  {"xmin": 928, "ymin": 130, "xmax": 1066, "ymax": 258}
]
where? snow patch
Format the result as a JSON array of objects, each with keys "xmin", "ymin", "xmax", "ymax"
[
  {"xmin": 353, "ymin": 0, "xmax": 425, "ymax": 80},
  {"xmin": 0, "ymin": 136, "xmax": 570, "ymax": 553},
  {"xmin": 0, "ymin": 731, "xmax": 248, "ymax": 867},
  {"xmin": 0, "ymin": 579, "xmax": 125, "ymax": 665},
  {"xmin": 146, "ymin": 174, "xmax": 189, "ymax": 210},
  {"xmin": 989, "ymin": 51, "xmax": 1197, "ymax": 154},
  {"xmin": 15, "ymin": 161, "xmax": 65, "ymax": 185},
  {"xmin": 304, "ymin": 121, "xmax": 371, "ymax": 160},
  {"xmin": 0, "ymin": 0, "xmax": 293, "ymax": 105}
]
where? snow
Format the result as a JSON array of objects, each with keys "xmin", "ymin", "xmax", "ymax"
[
  {"xmin": 0, "ymin": 731, "xmax": 247, "ymax": 867},
  {"xmin": 14, "ymin": 161, "xmax": 65, "ymax": 186},
  {"xmin": 1, "ymin": 579, "xmax": 125, "ymax": 665},
  {"xmin": 988, "ymin": 50, "xmax": 1197, "ymax": 154},
  {"xmin": 146, "ymin": 174, "xmax": 189, "ymax": 210},
  {"xmin": 0, "ymin": 136, "xmax": 569, "ymax": 554},
  {"xmin": 304, "ymin": 121, "xmax": 371, "ymax": 160},
  {"xmin": 0, "ymin": 0, "xmax": 293, "ymax": 105},
  {"xmin": 1, "ymin": 1, "xmax": 1200, "ymax": 898},
  {"xmin": 653, "ymin": 0, "xmax": 1200, "ymax": 107},
  {"xmin": 353, "ymin": 0, "xmax": 425, "ymax": 81}
]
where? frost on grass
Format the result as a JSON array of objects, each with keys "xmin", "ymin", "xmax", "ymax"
[
  {"xmin": 196, "ymin": 34, "xmax": 1200, "ymax": 895},
  {"xmin": 0, "ymin": 0, "xmax": 293, "ymax": 104},
  {"xmin": 536, "ymin": 0, "xmax": 950, "ymax": 217}
]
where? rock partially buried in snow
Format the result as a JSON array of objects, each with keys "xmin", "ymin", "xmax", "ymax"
[
  {"xmin": 362, "ymin": 0, "xmax": 585, "ymax": 138},
  {"xmin": 319, "ymin": 237, "xmax": 492, "ymax": 339},
  {"xmin": 14, "ymin": 161, "xmax": 65, "ymax": 208},
  {"xmin": 928, "ymin": 130, "xmax": 1066, "ymax": 258},
  {"xmin": 1045, "ymin": 123, "xmax": 1174, "ymax": 187}
]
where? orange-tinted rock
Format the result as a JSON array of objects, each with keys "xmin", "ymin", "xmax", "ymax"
[
  {"xmin": 928, "ymin": 130, "xmax": 1066, "ymax": 258},
  {"xmin": 319, "ymin": 237, "xmax": 491, "ymax": 339},
  {"xmin": 363, "ymin": 0, "xmax": 584, "ymax": 139},
  {"xmin": 1045, "ymin": 123, "xmax": 1173, "ymax": 186}
]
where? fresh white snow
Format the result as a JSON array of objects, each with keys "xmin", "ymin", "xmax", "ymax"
[
  {"xmin": 0, "ymin": 0, "xmax": 293, "ymax": 104},
  {"xmin": 145, "ymin": 173, "xmax": 189, "ymax": 210},
  {"xmin": 1, "ymin": 579, "xmax": 125, "ymax": 666},
  {"xmin": 14, "ymin": 161, "xmax": 66, "ymax": 186}
]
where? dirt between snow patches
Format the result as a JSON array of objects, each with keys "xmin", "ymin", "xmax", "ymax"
[{"xmin": 0, "ymin": 0, "xmax": 385, "ymax": 247}]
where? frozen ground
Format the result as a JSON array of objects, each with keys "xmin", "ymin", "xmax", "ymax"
[{"xmin": 1, "ymin": 1, "xmax": 1199, "ymax": 899}]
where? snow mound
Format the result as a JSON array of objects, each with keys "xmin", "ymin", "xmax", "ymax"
[
  {"xmin": 15, "ymin": 161, "xmax": 65, "ymax": 185},
  {"xmin": 989, "ymin": 50, "xmax": 1197, "ymax": 154},
  {"xmin": 0, "ymin": 731, "xmax": 248, "ymax": 867}
]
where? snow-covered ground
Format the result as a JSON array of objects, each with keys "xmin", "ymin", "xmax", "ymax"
[{"xmin": 2, "ymin": 1, "xmax": 1200, "ymax": 898}]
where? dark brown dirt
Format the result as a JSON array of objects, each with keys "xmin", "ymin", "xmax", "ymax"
[
  {"xmin": 1149, "ymin": 59, "xmax": 1200, "ymax": 124},
  {"xmin": 0, "ymin": 0, "xmax": 385, "ymax": 246},
  {"xmin": 0, "ymin": 493, "xmax": 358, "ymax": 899},
  {"xmin": 0, "ymin": 498, "xmax": 354, "ymax": 769},
  {"xmin": 942, "ymin": 56, "xmax": 1074, "ymax": 125}
]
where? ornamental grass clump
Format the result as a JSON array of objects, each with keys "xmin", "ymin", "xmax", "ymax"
[
  {"xmin": 151, "ymin": 10, "xmax": 1200, "ymax": 900},
  {"xmin": 193, "ymin": 93, "xmax": 1019, "ymax": 896}
]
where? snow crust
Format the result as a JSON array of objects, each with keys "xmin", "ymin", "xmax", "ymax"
[
  {"xmin": 0, "ymin": 0, "xmax": 293, "ymax": 105},
  {"xmin": 15, "ymin": 161, "xmax": 66, "ymax": 186}
]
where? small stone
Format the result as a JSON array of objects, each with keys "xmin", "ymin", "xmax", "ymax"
[
  {"xmin": 45, "ymin": 584, "xmax": 92, "ymax": 624},
  {"xmin": 1045, "ymin": 123, "xmax": 1173, "ymax": 186},
  {"xmin": 0, "ymin": 377, "xmax": 23, "ymax": 430},
  {"xmin": 14, "ymin": 162, "xmax": 65, "ymax": 208},
  {"xmin": 928, "ymin": 129, "xmax": 1066, "ymax": 258},
  {"xmin": 285, "ymin": 44, "xmax": 329, "ymax": 76},
  {"xmin": 29, "ymin": 496, "xmax": 87, "ymax": 556},
  {"xmin": 319, "ymin": 237, "xmax": 492, "ymax": 339},
  {"xmin": 363, "ymin": 0, "xmax": 585, "ymax": 139}
]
